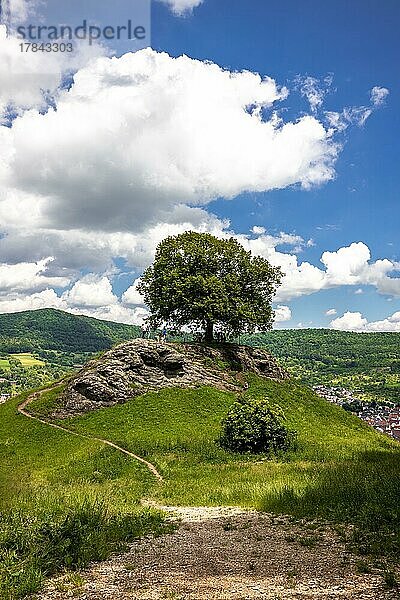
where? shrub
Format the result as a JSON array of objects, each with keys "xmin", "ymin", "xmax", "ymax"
[{"xmin": 218, "ymin": 397, "xmax": 295, "ymax": 454}]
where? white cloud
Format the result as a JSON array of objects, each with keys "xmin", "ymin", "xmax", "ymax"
[
  {"xmin": 330, "ymin": 311, "xmax": 368, "ymax": 331},
  {"xmin": 0, "ymin": 26, "xmax": 106, "ymax": 123},
  {"xmin": 370, "ymin": 86, "xmax": 389, "ymax": 107},
  {"xmin": 274, "ymin": 305, "xmax": 292, "ymax": 323},
  {"xmin": 0, "ymin": 257, "xmax": 69, "ymax": 292},
  {"xmin": 158, "ymin": 0, "xmax": 204, "ymax": 16},
  {"xmin": 354, "ymin": 288, "xmax": 364, "ymax": 295},
  {"xmin": 330, "ymin": 310, "xmax": 400, "ymax": 332},
  {"xmin": 122, "ymin": 279, "xmax": 145, "ymax": 306},
  {"xmin": 325, "ymin": 308, "xmax": 337, "ymax": 316},
  {"xmin": 0, "ymin": 49, "xmax": 340, "ymax": 234},
  {"xmin": 295, "ymin": 75, "xmax": 333, "ymax": 113},
  {"xmin": 251, "ymin": 226, "xmax": 266, "ymax": 235},
  {"xmin": 0, "ymin": 47, "xmax": 393, "ymax": 326},
  {"xmin": 73, "ymin": 303, "xmax": 149, "ymax": 325},
  {"xmin": 62, "ymin": 275, "xmax": 118, "ymax": 308},
  {"xmin": 0, "ymin": 286, "xmax": 149, "ymax": 325},
  {"xmin": 0, "ymin": 289, "xmax": 64, "ymax": 313},
  {"xmin": 7, "ymin": 0, "xmax": 39, "ymax": 22},
  {"xmin": 273, "ymin": 241, "xmax": 400, "ymax": 301},
  {"xmin": 325, "ymin": 85, "xmax": 389, "ymax": 133}
]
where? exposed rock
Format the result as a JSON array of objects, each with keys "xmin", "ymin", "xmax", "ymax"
[{"xmin": 56, "ymin": 340, "xmax": 288, "ymax": 418}]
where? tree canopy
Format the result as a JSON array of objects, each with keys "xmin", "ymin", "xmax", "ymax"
[{"xmin": 138, "ymin": 231, "xmax": 283, "ymax": 342}]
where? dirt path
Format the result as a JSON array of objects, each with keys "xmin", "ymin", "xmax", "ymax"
[
  {"xmin": 18, "ymin": 388, "xmax": 163, "ymax": 482},
  {"xmin": 39, "ymin": 508, "xmax": 397, "ymax": 600}
]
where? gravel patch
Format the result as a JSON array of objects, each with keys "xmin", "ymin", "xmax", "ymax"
[{"xmin": 37, "ymin": 509, "xmax": 398, "ymax": 600}]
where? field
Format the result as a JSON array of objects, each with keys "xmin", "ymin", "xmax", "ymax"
[
  {"xmin": 9, "ymin": 353, "xmax": 45, "ymax": 367},
  {"xmin": 56, "ymin": 377, "xmax": 400, "ymax": 518},
  {"xmin": 31, "ymin": 379, "xmax": 400, "ymax": 542}
]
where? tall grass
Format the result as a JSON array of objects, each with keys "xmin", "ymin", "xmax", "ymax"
[
  {"xmin": 0, "ymin": 498, "xmax": 169, "ymax": 599},
  {"xmin": 7, "ymin": 374, "xmax": 400, "ymax": 597}
]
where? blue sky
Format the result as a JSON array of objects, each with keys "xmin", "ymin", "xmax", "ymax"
[
  {"xmin": 0, "ymin": 0, "xmax": 399, "ymax": 331},
  {"xmin": 153, "ymin": 0, "xmax": 400, "ymax": 329}
]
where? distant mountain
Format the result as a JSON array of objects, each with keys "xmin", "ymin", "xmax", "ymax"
[
  {"xmin": 0, "ymin": 309, "xmax": 399, "ymax": 377},
  {"xmin": 0, "ymin": 309, "xmax": 141, "ymax": 353}
]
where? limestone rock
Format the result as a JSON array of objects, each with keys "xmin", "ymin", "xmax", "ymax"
[{"xmin": 56, "ymin": 340, "xmax": 288, "ymax": 418}]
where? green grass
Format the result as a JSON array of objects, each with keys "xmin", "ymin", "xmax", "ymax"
[
  {"xmin": 57, "ymin": 377, "xmax": 400, "ymax": 516},
  {"xmin": 9, "ymin": 352, "xmax": 45, "ymax": 367},
  {"xmin": 0, "ymin": 393, "xmax": 170, "ymax": 599},
  {"xmin": 27, "ymin": 384, "xmax": 67, "ymax": 417},
  {"xmin": 4, "ymin": 374, "xmax": 400, "ymax": 597}
]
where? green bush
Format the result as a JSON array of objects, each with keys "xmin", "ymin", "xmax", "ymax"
[{"xmin": 218, "ymin": 396, "xmax": 295, "ymax": 454}]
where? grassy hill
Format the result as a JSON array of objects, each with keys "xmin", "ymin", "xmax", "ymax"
[
  {"xmin": 0, "ymin": 310, "xmax": 142, "ymax": 395},
  {"xmin": 0, "ymin": 309, "xmax": 141, "ymax": 354},
  {"xmin": 2, "ymin": 371, "xmax": 399, "ymax": 597}
]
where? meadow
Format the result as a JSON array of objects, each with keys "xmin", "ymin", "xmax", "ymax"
[
  {"xmin": 57, "ymin": 377, "xmax": 400, "ymax": 517},
  {"xmin": 9, "ymin": 353, "xmax": 45, "ymax": 367},
  {"xmin": 0, "ymin": 393, "xmax": 170, "ymax": 599},
  {"xmin": 2, "ymin": 374, "xmax": 400, "ymax": 597}
]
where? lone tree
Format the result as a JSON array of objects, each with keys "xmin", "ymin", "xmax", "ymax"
[{"xmin": 138, "ymin": 231, "xmax": 282, "ymax": 343}]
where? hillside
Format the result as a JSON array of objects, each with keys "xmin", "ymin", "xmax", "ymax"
[
  {"xmin": 243, "ymin": 329, "xmax": 400, "ymax": 403},
  {"xmin": 2, "ymin": 339, "xmax": 400, "ymax": 597},
  {"xmin": 0, "ymin": 309, "xmax": 141, "ymax": 354}
]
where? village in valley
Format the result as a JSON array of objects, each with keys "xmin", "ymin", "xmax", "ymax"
[{"xmin": 314, "ymin": 385, "xmax": 400, "ymax": 441}]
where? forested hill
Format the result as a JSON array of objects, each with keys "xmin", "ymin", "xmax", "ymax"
[
  {"xmin": 0, "ymin": 308, "xmax": 399, "ymax": 376},
  {"xmin": 245, "ymin": 329, "xmax": 399, "ymax": 366},
  {"xmin": 0, "ymin": 309, "xmax": 141, "ymax": 353},
  {"xmin": 243, "ymin": 329, "xmax": 400, "ymax": 386}
]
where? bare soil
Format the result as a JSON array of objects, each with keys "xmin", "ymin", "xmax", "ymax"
[{"xmin": 38, "ymin": 506, "xmax": 398, "ymax": 600}]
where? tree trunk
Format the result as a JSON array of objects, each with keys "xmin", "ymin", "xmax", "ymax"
[{"xmin": 205, "ymin": 320, "xmax": 214, "ymax": 343}]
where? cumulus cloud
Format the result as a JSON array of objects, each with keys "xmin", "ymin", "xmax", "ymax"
[
  {"xmin": 331, "ymin": 310, "xmax": 400, "ymax": 332},
  {"xmin": 0, "ymin": 289, "xmax": 64, "ymax": 313},
  {"xmin": 158, "ymin": 0, "xmax": 204, "ymax": 16},
  {"xmin": 370, "ymin": 86, "xmax": 389, "ymax": 107},
  {"xmin": 274, "ymin": 241, "xmax": 400, "ymax": 301},
  {"xmin": 62, "ymin": 275, "xmax": 118, "ymax": 308},
  {"xmin": 0, "ymin": 285, "xmax": 149, "ymax": 325},
  {"xmin": 325, "ymin": 308, "xmax": 337, "ymax": 316},
  {"xmin": 0, "ymin": 257, "xmax": 69, "ymax": 292},
  {"xmin": 274, "ymin": 305, "xmax": 292, "ymax": 323},
  {"xmin": 330, "ymin": 311, "xmax": 368, "ymax": 331},
  {"xmin": 0, "ymin": 48, "xmax": 393, "ymax": 326},
  {"xmin": 122, "ymin": 279, "xmax": 146, "ymax": 306},
  {"xmin": 0, "ymin": 49, "xmax": 340, "ymax": 234}
]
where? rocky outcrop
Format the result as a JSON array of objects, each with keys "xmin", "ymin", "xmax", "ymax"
[{"xmin": 56, "ymin": 340, "xmax": 288, "ymax": 418}]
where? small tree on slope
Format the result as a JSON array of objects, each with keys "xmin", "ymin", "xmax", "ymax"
[{"xmin": 137, "ymin": 231, "xmax": 282, "ymax": 342}]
